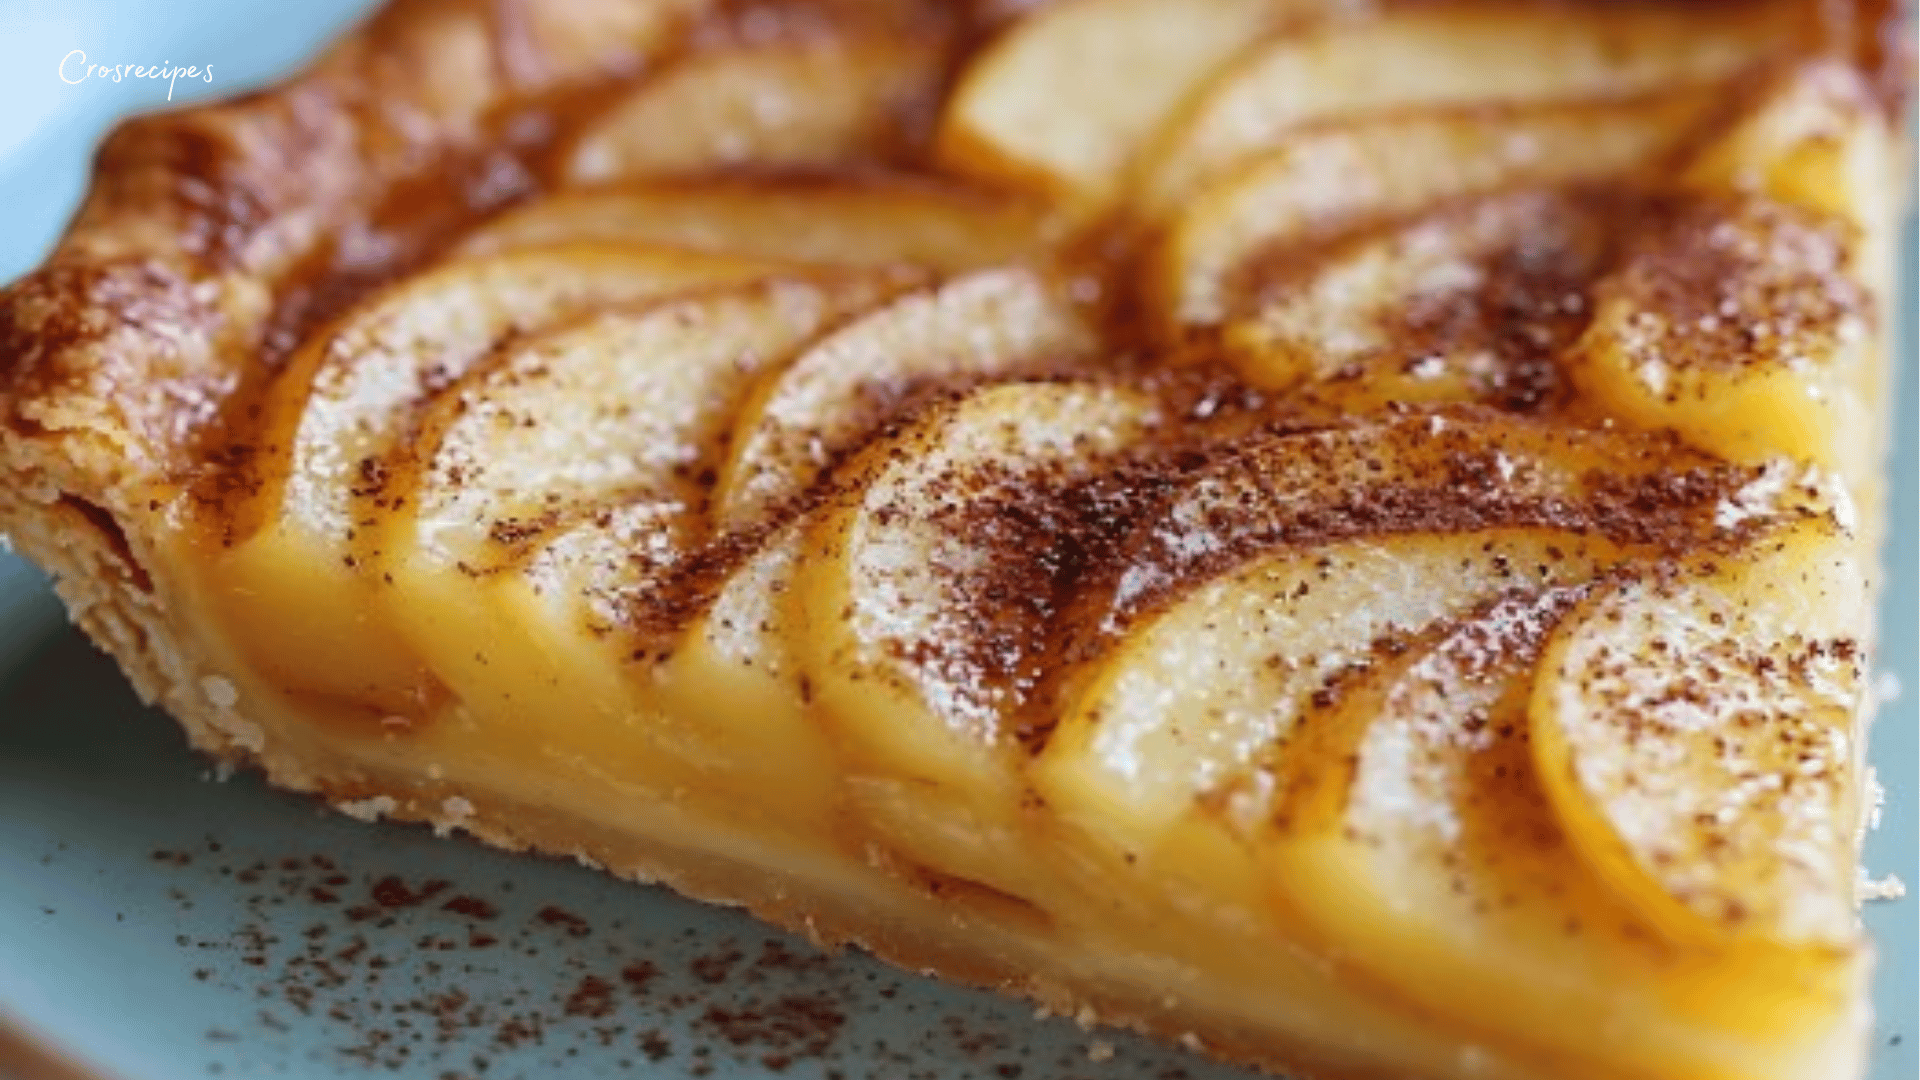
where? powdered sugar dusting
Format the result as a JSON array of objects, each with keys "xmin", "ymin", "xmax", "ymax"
[{"xmin": 1714, "ymin": 460, "xmax": 1794, "ymax": 531}]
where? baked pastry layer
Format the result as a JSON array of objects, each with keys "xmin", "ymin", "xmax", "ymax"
[{"xmin": 0, "ymin": 2, "xmax": 1909, "ymax": 1079}]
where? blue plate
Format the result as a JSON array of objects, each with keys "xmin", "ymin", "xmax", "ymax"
[{"xmin": 0, "ymin": 4, "xmax": 1913, "ymax": 1078}]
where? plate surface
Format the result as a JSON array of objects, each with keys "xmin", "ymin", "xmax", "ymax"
[{"xmin": 0, "ymin": 4, "xmax": 1914, "ymax": 1079}]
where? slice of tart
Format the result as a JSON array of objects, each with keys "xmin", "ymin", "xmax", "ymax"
[{"xmin": 0, "ymin": 1, "xmax": 1908, "ymax": 1078}]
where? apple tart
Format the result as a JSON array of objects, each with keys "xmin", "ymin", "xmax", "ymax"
[{"xmin": 0, "ymin": 1, "xmax": 1908, "ymax": 1078}]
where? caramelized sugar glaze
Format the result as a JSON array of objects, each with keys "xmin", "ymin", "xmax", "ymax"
[{"xmin": 0, "ymin": 0, "xmax": 1907, "ymax": 1077}]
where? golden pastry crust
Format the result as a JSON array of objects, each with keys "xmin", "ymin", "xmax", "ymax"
[{"xmin": 0, "ymin": 1, "xmax": 1909, "ymax": 1078}]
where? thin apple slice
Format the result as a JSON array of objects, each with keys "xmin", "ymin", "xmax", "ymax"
[
  {"xmin": 1531, "ymin": 519, "xmax": 1868, "ymax": 955},
  {"xmin": 370, "ymin": 277, "xmax": 891, "ymax": 818},
  {"xmin": 934, "ymin": 0, "xmax": 1303, "ymax": 208},
  {"xmin": 795, "ymin": 380, "xmax": 1161, "ymax": 898},
  {"xmin": 1264, "ymin": 583, "xmax": 1857, "ymax": 1076},
  {"xmin": 1131, "ymin": 2, "xmax": 1794, "ymax": 220},
  {"xmin": 1036, "ymin": 527, "xmax": 1629, "ymax": 859},
  {"xmin": 1566, "ymin": 194, "xmax": 1873, "ymax": 481},
  {"xmin": 1154, "ymin": 90, "xmax": 1711, "ymax": 330},
  {"xmin": 1680, "ymin": 61, "xmax": 1894, "ymax": 256},
  {"xmin": 562, "ymin": 33, "xmax": 950, "ymax": 183},
  {"xmin": 1568, "ymin": 64, "xmax": 1888, "ymax": 496},
  {"xmin": 214, "ymin": 245, "xmax": 783, "ymax": 717},
  {"xmin": 1221, "ymin": 188, "xmax": 1618, "ymax": 410},
  {"xmin": 1033, "ymin": 407, "xmax": 1758, "ymax": 856},
  {"xmin": 256, "ymin": 244, "xmax": 784, "ymax": 560},
  {"xmin": 1074, "ymin": 410, "xmax": 1739, "ymax": 642},
  {"xmin": 456, "ymin": 177, "xmax": 1053, "ymax": 271},
  {"xmin": 1679, "ymin": 62, "xmax": 1897, "ymax": 533},
  {"xmin": 646, "ymin": 521, "xmax": 838, "ymax": 817},
  {"xmin": 389, "ymin": 274, "xmax": 900, "ymax": 579},
  {"xmin": 1267, "ymin": 584, "xmax": 1606, "ymax": 965},
  {"xmin": 713, "ymin": 268, "xmax": 1098, "ymax": 530}
]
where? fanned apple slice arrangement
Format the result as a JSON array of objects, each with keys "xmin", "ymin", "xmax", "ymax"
[{"xmin": 114, "ymin": 2, "xmax": 1895, "ymax": 1079}]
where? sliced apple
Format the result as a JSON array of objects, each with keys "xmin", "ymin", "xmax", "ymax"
[
  {"xmin": 1263, "ymin": 582, "xmax": 1856, "ymax": 1076},
  {"xmin": 1154, "ymin": 90, "xmax": 1711, "ymax": 330},
  {"xmin": 367, "ymin": 278, "xmax": 892, "ymax": 820},
  {"xmin": 1077, "ymin": 410, "xmax": 1738, "ymax": 638},
  {"xmin": 390, "ymin": 274, "xmax": 900, "ymax": 578},
  {"xmin": 1220, "ymin": 188, "xmax": 1617, "ymax": 410},
  {"xmin": 1266, "ymin": 583, "xmax": 1601, "ymax": 956},
  {"xmin": 456, "ymin": 177, "xmax": 1054, "ymax": 271},
  {"xmin": 1566, "ymin": 195, "xmax": 1873, "ymax": 480},
  {"xmin": 646, "ymin": 520, "xmax": 837, "ymax": 816},
  {"xmin": 713, "ymin": 268, "xmax": 1098, "ymax": 530},
  {"xmin": 935, "ymin": 0, "xmax": 1300, "ymax": 208},
  {"xmin": 1131, "ymin": 1, "xmax": 1794, "ymax": 220},
  {"xmin": 259, "ymin": 244, "xmax": 785, "ymax": 561},
  {"xmin": 562, "ymin": 33, "xmax": 950, "ymax": 183},
  {"xmin": 1531, "ymin": 519, "xmax": 1868, "ymax": 956},
  {"xmin": 1680, "ymin": 61, "xmax": 1893, "ymax": 258},
  {"xmin": 1032, "ymin": 405, "xmax": 1758, "ymax": 859},
  {"xmin": 1679, "ymin": 61, "xmax": 1897, "ymax": 537},
  {"xmin": 218, "ymin": 245, "xmax": 782, "ymax": 717},
  {"xmin": 794, "ymin": 380, "xmax": 1161, "ymax": 898},
  {"xmin": 1569, "ymin": 64, "xmax": 1888, "ymax": 497},
  {"xmin": 1036, "ymin": 526, "xmax": 1636, "ymax": 864}
]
